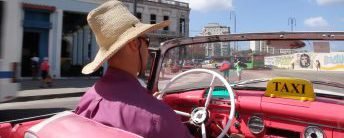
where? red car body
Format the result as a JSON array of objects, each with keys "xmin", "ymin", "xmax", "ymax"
[{"xmin": 163, "ymin": 89, "xmax": 344, "ymax": 137}]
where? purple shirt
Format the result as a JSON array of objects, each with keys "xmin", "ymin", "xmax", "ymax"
[{"xmin": 75, "ymin": 68, "xmax": 191, "ymax": 138}]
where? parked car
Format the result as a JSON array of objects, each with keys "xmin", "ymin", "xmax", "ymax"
[{"xmin": 181, "ymin": 61, "xmax": 194, "ymax": 72}]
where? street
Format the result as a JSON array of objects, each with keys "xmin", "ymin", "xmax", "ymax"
[
  {"xmin": 0, "ymin": 78, "xmax": 96, "ymax": 122},
  {"xmin": 159, "ymin": 69, "xmax": 344, "ymax": 92},
  {"xmin": 0, "ymin": 97, "xmax": 79, "ymax": 122},
  {"xmin": 1, "ymin": 69, "xmax": 343, "ymax": 122}
]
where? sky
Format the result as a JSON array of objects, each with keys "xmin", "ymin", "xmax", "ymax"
[{"xmin": 176, "ymin": 0, "xmax": 344, "ymax": 36}]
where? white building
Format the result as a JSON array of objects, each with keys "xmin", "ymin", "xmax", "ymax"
[
  {"xmin": 250, "ymin": 41, "xmax": 280, "ymax": 55},
  {"xmin": 250, "ymin": 41, "xmax": 301, "ymax": 55},
  {"xmin": 279, "ymin": 49, "xmax": 298, "ymax": 54},
  {"xmin": 3, "ymin": 0, "xmax": 189, "ymax": 78},
  {"xmin": 250, "ymin": 41, "xmax": 272, "ymax": 54},
  {"xmin": 199, "ymin": 23, "xmax": 230, "ymax": 58}
]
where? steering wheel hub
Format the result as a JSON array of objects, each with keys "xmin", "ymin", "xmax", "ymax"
[{"xmin": 191, "ymin": 107, "xmax": 208, "ymax": 125}]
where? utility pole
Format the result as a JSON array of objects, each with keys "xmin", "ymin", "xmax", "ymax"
[
  {"xmin": 230, "ymin": 11, "xmax": 236, "ymax": 33},
  {"xmin": 134, "ymin": 0, "xmax": 137, "ymax": 16},
  {"xmin": 288, "ymin": 17, "xmax": 296, "ymax": 32},
  {"xmin": 230, "ymin": 11, "xmax": 237, "ymax": 54}
]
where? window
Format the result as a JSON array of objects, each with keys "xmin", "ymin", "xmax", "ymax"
[
  {"xmin": 150, "ymin": 14, "xmax": 156, "ymax": 24},
  {"xmin": 163, "ymin": 16, "xmax": 169, "ymax": 31},
  {"xmin": 136, "ymin": 12, "xmax": 142, "ymax": 21},
  {"xmin": 179, "ymin": 18, "xmax": 185, "ymax": 34}
]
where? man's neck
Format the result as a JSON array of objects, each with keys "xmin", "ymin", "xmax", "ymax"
[{"xmin": 108, "ymin": 65, "xmax": 137, "ymax": 78}]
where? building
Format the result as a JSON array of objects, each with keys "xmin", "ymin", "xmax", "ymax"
[
  {"xmin": 126, "ymin": 0, "xmax": 190, "ymax": 46},
  {"xmin": 313, "ymin": 41, "xmax": 330, "ymax": 53},
  {"xmin": 7, "ymin": 0, "xmax": 189, "ymax": 78},
  {"xmin": 250, "ymin": 41, "xmax": 299, "ymax": 55},
  {"xmin": 199, "ymin": 23, "xmax": 230, "ymax": 58},
  {"xmin": 250, "ymin": 41, "xmax": 277, "ymax": 55},
  {"xmin": 250, "ymin": 40, "xmax": 307, "ymax": 55},
  {"xmin": 279, "ymin": 49, "xmax": 298, "ymax": 54}
]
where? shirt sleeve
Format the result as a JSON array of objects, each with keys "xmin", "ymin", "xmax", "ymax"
[
  {"xmin": 75, "ymin": 87, "xmax": 97, "ymax": 115},
  {"xmin": 148, "ymin": 114, "xmax": 192, "ymax": 138}
]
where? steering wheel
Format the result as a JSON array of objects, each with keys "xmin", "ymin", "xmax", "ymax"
[{"xmin": 156, "ymin": 69, "xmax": 236, "ymax": 138}]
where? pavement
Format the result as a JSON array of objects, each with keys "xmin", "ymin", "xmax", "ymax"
[
  {"xmin": 6, "ymin": 69, "xmax": 344, "ymax": 102},
  {"xmin": 6, "ymin": 78, "xmax": 98, "ymax": 103}
]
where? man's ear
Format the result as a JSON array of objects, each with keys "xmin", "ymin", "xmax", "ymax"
[{"xmin": 127, "ymin": 39, "xmax": 139, "ymax": 52}]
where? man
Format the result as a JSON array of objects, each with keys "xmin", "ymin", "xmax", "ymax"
[
  {"xmin": 30, "ymin": 55, "xmax": 39, "ymax": 80},
  {"xmin": 234, "ymin": 60, "xmax": 243, "ymax": 81},
  {"xmin": 40, "ymin": 57, "xmax": 52, "ymax": 88},
  {"xmin": 75, "ymin": 1, "xmax": 191, "ymax": 138},
  {"xmin": 315, "ymin": 60, "xmax": 321, "ymax": 71},
  {"xmin": 219, "ymin": 59, "xmax": 231, "ymax": 81}
]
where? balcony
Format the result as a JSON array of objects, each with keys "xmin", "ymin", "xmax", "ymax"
[
  {"xmin": 148, "ymin": 30, "xmax": 182, "ymax": 37},
  {"xmin": 78, "ymin": 0, "xmax": 189, "ymax": 8},
  {"xmin": 147, "ymin": 0, "xmax": 189, "ymax": 8}
]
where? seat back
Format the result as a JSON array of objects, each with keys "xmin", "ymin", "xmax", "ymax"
[
  {"xmin": 0, "ymin": 122, "xmax": 12, "ymax": 138},
  {"xmin": 26, "ymin": 111, "xmax": 143, "ymax": 138}
]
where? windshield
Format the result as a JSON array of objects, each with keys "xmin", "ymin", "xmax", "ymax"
[{"xmin": 158, "ymin": 40, "xmax": 344, "ymax": 93}]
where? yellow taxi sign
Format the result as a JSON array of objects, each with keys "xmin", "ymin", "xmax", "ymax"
[{"xmin": 265, "ymin": 77, "xmax": 315, "ymax": 101}]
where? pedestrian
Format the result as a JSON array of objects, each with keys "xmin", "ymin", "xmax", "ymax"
[
  {"xmin": 315, "ymin": 60, "xmax": 321, "ymax": 71},
  {"xmin": 31, "ymin": 55, "xmax": 40, "ymax": 80},
  {"xmin": 40, "ymin": 57, "xmax": 52, "ymax": 88},
  {"xmin": 74, "ymin": 1, "xmax": 191, "ymax": 138},
  {"xmin": 234, "ymin": 60, "xmax": 243, "ymax": 81},
  {"xmin": 219, "ymin": 59, "xmax": 231, "ymax": 82}
]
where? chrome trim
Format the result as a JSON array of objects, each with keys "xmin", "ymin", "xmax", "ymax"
[
  {"xmin": 269, "ymin": 116, "xmax": 344, "ymax": 131},
  {"xmin": 304, "ymin": 126, "xmax": 325, "ymax": 138},
  {"xmin": 248, "ymin": 116, "xmax": 265, "ymax": 134},
  {"xmin": 314, "ymin": 89, "xmax": 344, "ymax": 98}
]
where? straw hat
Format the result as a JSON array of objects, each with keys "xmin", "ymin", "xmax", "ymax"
[{"xmin": 82, "ymin": 0, "xmax": 170, "ymax": 74}]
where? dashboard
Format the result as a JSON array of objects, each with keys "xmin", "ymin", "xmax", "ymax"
[{"xmin": 163, "ymin": 87, "xmax": 344, "ymax": 138}]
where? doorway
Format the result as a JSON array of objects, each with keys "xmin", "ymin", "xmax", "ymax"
[
  {"xmin": 21, "ymin": 31, "xmax": 40, "ymax": 77},
  {"xmin": 61, "ymin": 11, "xmax": 89, "ymax": 76}
]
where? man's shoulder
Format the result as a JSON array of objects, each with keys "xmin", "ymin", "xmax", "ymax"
[
  {"xmin": 78, "ymin": 86, "xmax": 98, "ymax": 103},
  {"xmin": 146, "ymin": 95, "xmax": 176, "ymax": 113},
  {"xmin": 146, "ymin": 98, "xmax": 186, "ymax": 128},
  {"xmin": 146, "ymin": 98, "xmax": 191, "ymax": 138}
]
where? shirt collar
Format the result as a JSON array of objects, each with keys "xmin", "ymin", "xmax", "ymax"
[
  {"xmin": 102, "ymin": 67, "xmax": 138, "ymax": 83},
  {"xmin": 95, "ymin": 67, "xmax": 150, "ymax": 97}
]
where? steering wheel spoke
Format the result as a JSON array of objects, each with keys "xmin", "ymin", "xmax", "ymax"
[
  {"xmin": 201, "ymin": 123, "xmax": 206, "ymax": 138},
  {"xmin": 204, "ymin": 75, "xmax": 216, "ymax": 109},
  {"xmin": 174, "ymin": 110, "xmax": 191, "ymax": 117}
]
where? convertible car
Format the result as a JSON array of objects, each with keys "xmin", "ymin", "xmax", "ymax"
[{"xmin": 1, "ymin": 32, "xmax": 344, "ymax": 138}]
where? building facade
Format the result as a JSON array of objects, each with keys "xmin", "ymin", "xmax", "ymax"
[
  {"xmin": 8, "ymin": 0, "xmax": 189, "ymax": 78},
  {"xmin": 199, "ymin": 23, "xmax": 230, "ymax": 58},
  {"xmin": 250, "ymin": 41, "xmax": 274, "ymax": 54},
  {"xmin": 250, "ymin": 41, "xmax": 303, "ymax": 55}
]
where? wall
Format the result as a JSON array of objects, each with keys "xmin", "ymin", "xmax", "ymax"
[
  {"xmin": 320, "ymin": 52, "xmax": 344, "ymax": 71},
  {"xmin": 22, "ymin": 0, "xmax": 98, "ymax": 13},
  {"xmin": 123, "ymin": 1, "xmax": 189, "ymax": 35},
  {"xmin": 1, "ymin": 0, "xmax": 23, "ymax": 79},
  {"xmin": 265, "ymin": 52, "xmax": 344, "ymax": 71},
  {"xmin": 264, "ymin": 54, "xmax": 294, "ymax": 69}
]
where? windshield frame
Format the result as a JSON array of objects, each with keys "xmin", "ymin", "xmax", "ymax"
[{"xmin": 151, "ymin": 32, "xmax": 344, "ymax": 92}]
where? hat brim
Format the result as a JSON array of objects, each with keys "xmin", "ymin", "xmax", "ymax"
[{"xmin": 82, "ymin": 20, "xmax": 171, "ymax": 74}]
